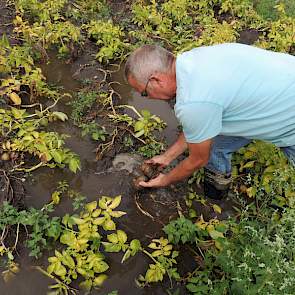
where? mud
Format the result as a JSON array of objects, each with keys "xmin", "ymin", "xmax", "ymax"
[
  {"xmin": 238, "ymin": 29, "xmax": 260, "ymax": 45},
  {"xmin": 0, "ymin": 0, "xmax": 17, "ymax": 45}
]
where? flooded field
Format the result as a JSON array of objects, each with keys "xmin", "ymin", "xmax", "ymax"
[
  {"xmin": 2, "ymin": 0, "xmax": 294, "ymax": 294},
  {"xmin": 0, "ymin": 50, "xmax": 189, "ymax": 294}
]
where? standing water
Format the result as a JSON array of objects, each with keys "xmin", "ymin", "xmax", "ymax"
[{"xmin": 0, "ymin": 55, "xmax": 184, "ymax": 295}]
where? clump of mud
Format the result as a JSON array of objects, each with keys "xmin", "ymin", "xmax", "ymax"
[{"xmin": 110, "ymin": 153, "xmax": 187, "ymax": 224}]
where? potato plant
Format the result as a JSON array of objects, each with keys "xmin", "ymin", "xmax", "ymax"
[{"xmin": 0, "ymin": 107, "xmax": 80, "ymax": 173}]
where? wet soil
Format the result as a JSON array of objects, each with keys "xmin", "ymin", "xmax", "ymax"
[
  {"xmin": 238, "ymin": 29, "xmax": 260, "ymax": 45},
  {"xmin": 0, "ymin": 46, "xmax": 189, "ymax": 294},
  {"xmin": 0, "ymin": 0, "xmax": 17, "ymax": 45}
]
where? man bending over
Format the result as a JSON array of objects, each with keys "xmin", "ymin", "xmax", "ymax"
[{"xmin": 125, "ymin": 43, "xmax": 295, "ymax": 199}]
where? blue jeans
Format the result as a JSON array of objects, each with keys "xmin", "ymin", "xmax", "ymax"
[{"xmin": 206, "ymin": 136, "xmax": 295, "ymax": 175}]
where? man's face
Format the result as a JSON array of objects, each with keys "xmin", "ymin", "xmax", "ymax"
[{"xmin": 128, "ymin": 74, "xmax": 176, "ymax": 100}]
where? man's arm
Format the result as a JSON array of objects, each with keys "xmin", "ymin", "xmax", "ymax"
[{"xmin": 140, "ymin": 138, "xmax": 212, "ymax": 187}]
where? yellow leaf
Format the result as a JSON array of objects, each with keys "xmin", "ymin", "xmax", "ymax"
[
  {"xmin": 9, "ymin": 92, "xmax": 21, "ymax": 105},
  {"xmin": 212, "ymin": 204, "xmax": 222, "ymax": 214},
  {"xmin": 92, "ymin": 209, "xmax": 101, "ymax": 218},
  {"xmin": 117, "ymin": 230, "xmax": 127, "ymax": 244},
  {"xmin": 109, "ymin": 195, "xmax": 121, "ymax": 209},
  {"xmin": 51, "ymin": 191, "xmax": 60, "ymax": 205},
  {"xmin": 93, "ymin": 274, "xmax": 108, "ymax": 287},
  {"xmin": 196, "ymin": 215, "xmax": 207, "ymax": 230},
  {"xmin": 72, "ymin": 217, "xmax": 86, "ymax": 225},
  {"xmin": 85, "ymin": 201, "xmax": 97, "ymax": 212},
  {"xmin": 93, "ymin": 217, "xmax": 105, "ymax": 225}
]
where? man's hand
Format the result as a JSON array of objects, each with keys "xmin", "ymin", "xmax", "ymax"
[
  {"xmin": 145, "ymin": 154, "xmax": 171, "ymax": 168},
  {"xmin": 145, "ymin": 132, "xmax": 188, "ymax": 168},
  {"xmin": 138, "ymin": 173, "xmax": 169, "ymax": 188}
]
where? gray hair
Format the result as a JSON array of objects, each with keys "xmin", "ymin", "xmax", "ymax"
[{"xmin": 124, "ymin": 45, "xmax": 174, "ymax": 84}]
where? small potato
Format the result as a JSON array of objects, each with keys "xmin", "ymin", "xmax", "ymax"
[
  {"xmin": 1, "ymin": 153, "xmax": 10, "ymax": 161},
  {"xmin": 140, "ymin": 163, "xmax": 155, "ymax": 178}
]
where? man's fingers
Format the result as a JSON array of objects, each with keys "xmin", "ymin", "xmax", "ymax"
[
  {"xmin": 138, "ymin": 181, "xmax": 152, "ymax": 187},
  {"xmin": 144, "ymin": 159, "xmax": 154, "ymax": 164}
]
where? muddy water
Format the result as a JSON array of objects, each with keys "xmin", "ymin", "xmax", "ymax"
[{"xmin": 0, "ymin": 56, "xmax": 185, "ymax": 295}]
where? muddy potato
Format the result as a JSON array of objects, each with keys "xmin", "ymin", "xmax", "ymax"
[
  {"xmin": 133, "ymin": 175, "xmax": 148, "ymax": 190},
  {"xmin": 140, "ymin": 163, "xmax": 155, "ymax": 179},
  {"xmin": 1, "ymin": 153, "xmax": 10, "ymax": 161}
]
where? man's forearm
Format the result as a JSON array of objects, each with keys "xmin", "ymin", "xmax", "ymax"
[
  {"xmin": 164, "ymin": 156, "xmax": 205, "ymax": 184},
  {"xmin": 163, "ymin": 132, "xmax": 187, "ymax": 162}
]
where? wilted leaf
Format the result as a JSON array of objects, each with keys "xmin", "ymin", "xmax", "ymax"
[
  {"xmin": 117, "ymin": 230, "xmax": 127, "ymax": 244},
  {"xmin": 93, "ymin": 274, "xmax": 108, "ymax": 286},
  {"xmin": 52, "ymin": 111, "xmax": 68, "ymax": 122},
  {"xmin": 69, "ymin": 158, "xmax": 81, "ymax": 173},
  {"xmin": 103, "ymin": 219, "xmax": 116, "ymax": 231},
  {"xmin": 110, "ymin": 210, "xmax": 126, "ymax": 218},
  {"xmin": 51, "ymin": 191, "xmax": 60, "ymax": 205},
  {"xmin": 9, "ymin": 92, "xmax": 21, "ymax": 105},
  {"xmin": 109, "ymin": 195, "xmax": 121, "ymax": 209},
  {"xmin": 134, "ymin": 121, "xmax": 145, "ymax": 131},
  {"xmin": 85, "ymin": 201, "xmax": 97, "ymax": 213},
  {"xmin": 107, "ymin": 233, "xmax": 118, "ymax": 244},
  {"xmin": 212, "ymin": 204, "xmax": 222, "ymax": 214}
]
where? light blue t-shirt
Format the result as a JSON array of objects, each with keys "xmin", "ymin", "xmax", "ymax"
[{"xmin": 175, "ymin": 43, "xmax": 295, "ymax": 147}]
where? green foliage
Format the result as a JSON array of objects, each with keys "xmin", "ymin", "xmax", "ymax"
[
  {"xmin": 186, "ymin": 208, "xmax": 295, "ymax": 294},
  {"xmin": 69, "ymin": 91, "xmax": 99, "ymax": 124},
  {"xmin": 109, "ymin": 107, "xmax": 166, "ymax": 156},
  {"xmin": 255, "ymin": 4, "xmax": 295, "ymax": 52},
  {"xmin": 253, "ymin": 0, "xmax": 295, "ymax": 20},
  {"xmin": 133, "ymin": 109, "xmax": 166, "ymax": 138},
  {"xmin": 164, "ymin": 215, "xmax": 227, "ymax": 251},
  {"xmin": 66, "ymin": 0, "xmax": 110, "ymax": 22},
  {"xmin": 0, "ymin": 199, "xmax": 61, "ymax": 258},
  {"xmin": 14, "ymin": 16, "xmax": 82, "ymax": 58},
  {"xmin": 0, "ymin": 38, "xmax": 60, "ymax": 101},
  {"xmin": 137, "ymin": 141, "xmax": 164, "ymax": 158},
  {"xmin": 137, "ymin": 237, "xmax": 180, "ymax": 287},
  {"xmin": 110, "ymin": 108, "xmax": 166, "ymax": 140},
  {"xmin": 13, "ymin": 0, "xmax": 83, "ymax": 57},
  {"xmin": 3, "ymin": 0, "xmax": 295, "ymax": 294},
  {"xmin": 232, "ymin": 141, "xmax": 295, "ymax": 208},
  {"xmin": 45, "ymin": 195, "xmax": 142, "ymax": 293},
  {"xmin": 83, "ymin": 20, "xmax": 127, "ymax": 62},
  {"xmin": 130, "ymin": 0, "xmax": 198, "ymax": 50},
  {"xmin": 67, "ymin": 189, "xmax": 86, "ymax": 211},
  {"xmin": 15, "ymin": 0, "xmax": 68, "ymax": 22},
  {"xmin": 80, "ymin": 122, "xmax": 107, "ymax": 142},
  {"xmin": 0, "ymin": 108, "xmax": 80, "ymax": 173},
  {"xmin": 164, "ymin": 216, "xmax": 196, "ymax": 244}
]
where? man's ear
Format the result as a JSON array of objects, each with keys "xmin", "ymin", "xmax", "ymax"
[{"xmin": 150, "ymin": 72, "xmax": 165, "ymax": 86}]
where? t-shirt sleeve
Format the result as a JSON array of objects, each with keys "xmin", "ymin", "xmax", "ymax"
[{"xmin": 175, "ymin": 102, "xmax": 223, "ymax": 143}]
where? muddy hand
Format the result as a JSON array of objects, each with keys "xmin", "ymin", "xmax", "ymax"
[
  {"xmin": 144, "ymin": 154, "xmax": 170, "ymax": 168},
  {"xmin": 139, "ymin": 173, "xmax": 169, "ymax": 188}
]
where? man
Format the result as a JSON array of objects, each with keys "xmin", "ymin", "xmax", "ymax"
[{"xmin": 125, "ymin": 43, "xmax": 295, "ymax": 199}]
